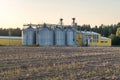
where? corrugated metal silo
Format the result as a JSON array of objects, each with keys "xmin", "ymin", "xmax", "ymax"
[
  {"xmin": 65, "ymin": 27, "xmax": 77, "ymax": 46},
  {"xmin": 54, "ymin": 26, "xmax": 65, "ymax": 46},
  {"xmin": 37, "ymin": 24, "xmax": 53, "ymax": 46},
  {"xmin": 22, "ymin": 26, "xmax": 36, "ymax": 46}
]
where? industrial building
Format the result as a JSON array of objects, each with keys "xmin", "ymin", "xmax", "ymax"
[
  {"xmin": 22, "ymin": 18, "xmax": 78, "ymax": 46},
  {"xmin": 0, "ymin": 36, "xmax": 22, "ymax": 46},
  {"xmin": 0, "ymin": 18, "xmax": 111, "ymax": 46},
  {"xmin": 22, "ymin": 18, "xmax": 111, "ymax": 47},
  {"xmin": 22, "ymin": 25, "xmax": 77, "ymax": 46},
  {"xmin": 76, "ymin": 31, "xmax": 111, "ymax": 47}
]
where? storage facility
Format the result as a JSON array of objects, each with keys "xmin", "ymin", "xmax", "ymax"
[
  {"xmin": 0, "ymin": 18, "xmax": 111, "ymax": 47},
  {"xmin": 21, "ymin": 18, "xmax": 111, "ymax": 47},
  {"xmin": 0, "ymin": 36, "xmax": 22, "ymax": 46},
  {"xmin": 22, "ymin": 26, "xmax": 36, "ymax": 46},
  {"xmin": 36, "ymin": 24, "xmax": 54, "ymax": 46},
  {"xmin": 65, "ymin": 27, "xmax": 77, "ymax": 46},
  {"xmin": 54, "ymin": 26, "xmax": 65, "ymax": 46}
]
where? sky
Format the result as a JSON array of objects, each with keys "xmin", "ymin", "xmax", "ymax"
[{"xmin": 0, "ymin": 0, "xmax": 120, "ymax": 28}]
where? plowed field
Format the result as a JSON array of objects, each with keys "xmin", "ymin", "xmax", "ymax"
[{"xmin": 0, "ymin": 47, "xmax": 120, "ymax": 80}]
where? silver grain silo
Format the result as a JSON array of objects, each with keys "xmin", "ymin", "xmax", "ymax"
[
  {"xmin": 65, "ymin": 27, "xmax": 77, "ymax": 46},
  {"xmin": 22, "ymin": 26, "xmax": 36, "ymax": 46},
  {"xmin": 54, "ymin": 26, "xmax": 65, "ymax": 46},
  {"xmin": 37, "ymin": 24, "xmax": 53, "ymax": 46}
]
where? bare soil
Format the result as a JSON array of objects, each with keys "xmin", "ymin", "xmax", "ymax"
[{"xmin": 0, "ymin": 47, "xmax": 120, "ymax": 80}]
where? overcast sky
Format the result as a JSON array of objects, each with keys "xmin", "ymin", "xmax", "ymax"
[{"xmin": 0, "ymin": 0, "xmax": 120, "ymax": 28}]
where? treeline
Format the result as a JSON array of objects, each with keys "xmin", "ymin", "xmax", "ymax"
[
  {"xmin": 0, "ymin": 28, "xmax": 21, "ymax": 36},
  {"xmin": 1, "ymin": 23, "xmax": 120, "ymax": 37},
  {"xmin": 77, "ymin": 23, "xmax": 120, "ymax": 37},
  {"xmin": 77, "ymin": 22, "xmax": 120, "ymax": 45}
]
